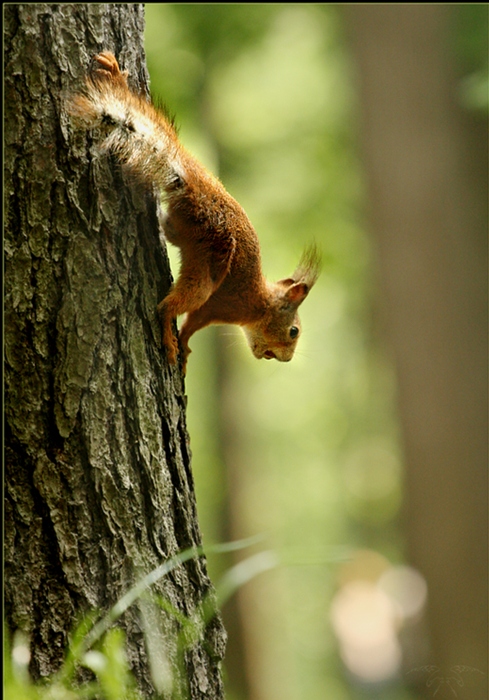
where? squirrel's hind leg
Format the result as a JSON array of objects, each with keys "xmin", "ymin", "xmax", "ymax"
[{"xmin": 89, "ymin": 51, "xmax": 129, "ymax": 88}]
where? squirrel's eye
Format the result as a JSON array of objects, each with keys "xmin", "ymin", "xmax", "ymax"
[{"xmin": 289, "ymin": 326, "xmax": 299, "ymax": 339}]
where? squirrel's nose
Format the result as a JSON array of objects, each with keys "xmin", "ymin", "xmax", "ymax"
[{"xmin": 264, "ymin": 350, "xmax": 276, "ymax": 359}]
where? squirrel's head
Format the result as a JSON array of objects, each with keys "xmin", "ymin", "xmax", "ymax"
[{"xmin": 243, "ymin": 244, "xmax": 321, "ymax": 362}]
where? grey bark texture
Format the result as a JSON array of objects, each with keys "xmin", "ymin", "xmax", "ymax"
[{"xmin": 4, "ymin": 4, "xmax": 226, "ymax": 698}]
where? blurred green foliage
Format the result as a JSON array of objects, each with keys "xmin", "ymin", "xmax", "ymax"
[
  {"xmin": 452, "ymin": 4, "xmax": 488, "ymax": 112},
  {"xmin": 4, "ymin": 542, "xmax": 281, "ymax": 700},
  {"xmin": 4, "ymin": 622, "xmax": 140, "ymax": 700},
  {"xmin": 453, "ymin": 4, "xmax": 488, "ymax": 78}
]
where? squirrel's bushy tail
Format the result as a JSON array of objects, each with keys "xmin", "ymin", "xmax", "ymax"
[{"xmin": 68, "ymin": 64, "xmax": 185, "ymax": 193}]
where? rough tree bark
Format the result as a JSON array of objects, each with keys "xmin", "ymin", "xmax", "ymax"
[
  {"xmin": 345, "ymin": 5, "xmax": 488, "ymax": 698},
  {"xmin": 4, "ymin": 4, "xmax": 226, "ymax": 698}
]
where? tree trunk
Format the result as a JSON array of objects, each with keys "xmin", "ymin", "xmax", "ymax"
[
  {"xmin": 345, "ymin": 5, "xmax": 488, "ymax": 697},
  {"xmin": 4, "ymin": 4, "xmax": 226, "ymax": 698}
]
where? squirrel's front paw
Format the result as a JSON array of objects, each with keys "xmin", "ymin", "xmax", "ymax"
[
  {"xmin": 164, "ymin": 333, "xmax": 179, "ymax": 366},
  {"xmin": 180, "ymin": 344, "xmax": 192, "ymax": 376},
  {"xmin": 158, "ymin": 305, "xmax": 179, "ymax": 365}
]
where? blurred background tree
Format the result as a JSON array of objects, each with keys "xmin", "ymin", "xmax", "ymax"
[
  {"xmin": 145, "ymin": 5, "xmax": 487, "ymax": 700},
  {"xmin": 345, "ymin": 5, "xmax": 488, "ymax": 699}
]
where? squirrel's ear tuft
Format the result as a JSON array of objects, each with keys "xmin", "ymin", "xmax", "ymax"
[{"xmin": 292, "ymin": 243, "xmax": 321, "ymax": 289}]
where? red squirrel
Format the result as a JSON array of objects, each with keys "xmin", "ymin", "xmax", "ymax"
[{"xmin": 69, "ymin": 52, "xmax": 320, "ymax": 372}]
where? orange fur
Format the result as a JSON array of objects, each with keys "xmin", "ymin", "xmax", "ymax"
[{"xmin": 69, "ymin": 52, "xmax": 320, "ymax": 372}]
